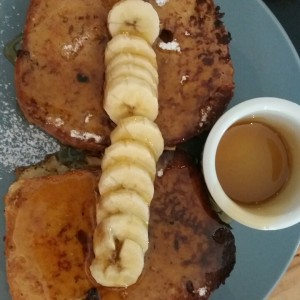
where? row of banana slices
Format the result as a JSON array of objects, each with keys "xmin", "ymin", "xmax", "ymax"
[{"xmin": 90, "ymin": 0, "xmax": 162, "ymax": 288}]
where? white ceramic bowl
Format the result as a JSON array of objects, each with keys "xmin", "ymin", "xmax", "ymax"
[{"xmin": 203, "ymin": 97, "xmax": 300, "ymax": 230}]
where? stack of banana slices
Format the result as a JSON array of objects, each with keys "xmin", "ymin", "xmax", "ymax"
[{"xmin": 90, "ymin": 0, "xmax": 163, "ymax": 288}]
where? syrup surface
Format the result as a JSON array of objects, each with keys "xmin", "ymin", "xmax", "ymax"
[
  {"xmin": 216, "ymin": 121, "xmax": 290, "ymax": 204},
  {"xmin": 6, "ymin": 171, "xmax": 97, "ymax": 299}
]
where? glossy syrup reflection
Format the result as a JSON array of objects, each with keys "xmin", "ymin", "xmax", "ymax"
[
  {"xmin": 96, "ymin": 152, "xmax": 235, "ymax": 299},
  {"xmin": 216, "ymin": 121, "xmax": 290, "ymax": 204}
]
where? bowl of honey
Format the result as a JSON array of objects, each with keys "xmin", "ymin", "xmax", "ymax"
[{"xmin": 203, "ymin": 97, "xmax": 300, "ymax": 230}]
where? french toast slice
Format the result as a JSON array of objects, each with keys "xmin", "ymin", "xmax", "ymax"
[
  {"xmin": 4, "ymin": 169, "xmax": 100, "ymax": 300},
  {"xmin": 98, "ymin": 151, "xmax": 235, "ymax": 299},
  {"xmin": 15, "ymin": 0, "xmax": 234, "ymax": 152},
  {"xmin": 4, "ymin": 150, "xmax": 235, "ymax": 300}
]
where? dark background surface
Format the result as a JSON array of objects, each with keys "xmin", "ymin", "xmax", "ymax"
[{"xmin": 263, "ymin": 0, "xmax": 300, "ymax": 55}]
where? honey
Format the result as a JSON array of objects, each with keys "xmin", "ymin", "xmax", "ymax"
[{"xmin": 215, "ymin": 121, "xmax": 290, "ymax": 204}]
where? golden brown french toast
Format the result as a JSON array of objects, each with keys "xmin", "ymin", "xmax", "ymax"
[
  {"xmin": 15, "ymin": 0, "xmax": 234, "ymax": 152},
  {"xmin": 97, "ymin": 151, "xmax": 235, "ymax": 299},
  {"xmin": 4, "ymin": 151, "xmax": 235, "ymax": 300},
  {"xmin": 4, "ymin": 170, "xmax": 100, "ymax": 300}
]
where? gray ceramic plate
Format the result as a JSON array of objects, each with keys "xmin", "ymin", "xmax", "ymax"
[{"xmin": 0, "ymin": 0, "xmax": 299, "ymax": 299}]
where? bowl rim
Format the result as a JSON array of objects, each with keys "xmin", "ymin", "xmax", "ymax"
[{"xmin": 202, "ymin": 97, "xmax": 300, "ymax": 230}]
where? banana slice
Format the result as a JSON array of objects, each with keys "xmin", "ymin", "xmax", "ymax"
[
  {"xmin": 104, "ymin": 75, "xmax": 158, "ymax": 124},
  {"xmin": 110, "ymin": 116, "xmax": 164, "ymax": 161},
  {"xmin": 94, "ymin": 214, "xmax": 149, "ymax": 254},
  {"xmin": 90, "ymin": 239, "xmax": 144, "ymax": 287},
  {"xmin": 96, "ymin": 189, "xmax": 150, "ymax": 224},
  {"xmin": 105, "ymin": 34, "xmax": 157, "ymax": 67},
  {"xmin": 91, "ymin": 213, "xmax": 148, "ymax": 287},
  {"xmin": 106, "ymin": 63, "xmax": 158, "ymax": 90},
  {"xmin": 90, "ymin": 0, "xmax": 163, "ymax": 290},
  {"xmin": 98, "ymin": 161, "xmax": 154, "ymax": 202},
  {"xmin": 106, "ymin": 53, "xmax": 158, "ymax": 85},
  {"xmin": 101, "ymin": 140, "xmax": 156, "ymax": 180},
  {"xmin": 107, "ymin": 0, "xmax": 160, "ymax": 45}
]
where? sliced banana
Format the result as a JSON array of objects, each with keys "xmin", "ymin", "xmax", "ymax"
[
  {"xmin": 91, "ymin": 214, "xmax": 148, "ymax": 287},
  {"xmin": 91, "ymin": 0, "xmax": 163, "ymax": 288},
  {"xmin": 106, "ymin": 53, "xmax": 158, "ymax": 85},
  {"xmin": 90, "ymin": 239, "xmax": 144, "ymax": 287},
  {"xmin": 110, "ymin": 116, "xmax": 164, "ymax": 161},
  {"xmin": 99, "ymin": 161, "xmax": 154, "ymax": 202},
  {"xmin": 105, "ymin": 34, "xmax": 157, "ymax": 67},
  {"xmin": 94, "ymin": 214, "xmax": 149, "ymax": 254},
  {"xmin": 107, "ymin": 0, "xmax": 160, "ymax": 45},
  {"xmin": 104, "ymin": 75, "xmax": 158, "ymax": 124},
  {"xmin": 96, "ymin": 189, "xmax": 150, "ymax": 224},
  {"xmin": 101, "ymin": 140, "xmax": 156, "ymax": 180},
  {"xmin": 106, "ymin": 63, "xmax": 158, "ymax": 90}
]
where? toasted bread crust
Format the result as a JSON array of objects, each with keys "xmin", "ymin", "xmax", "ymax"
[
  {"xmin": 5, "ymin": 151, "xmax": 235, "ymax": 299},
  {"xmin": 4, "ymin": 170, "xmax": 99, "ymax": 300},
  {"xmin": 98, "ymin": 151, "xmax": 236, "ymax": 299},
  {"xmin": 15, "ymin": 0, "xmax": 234, "ymax": 152}
]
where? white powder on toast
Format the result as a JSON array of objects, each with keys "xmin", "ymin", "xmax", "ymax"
[
  {"xmin": 0, "ymin": 99, "xmax": 60, "ymax": 173},
  {"xmin": 0, "ymin": 4, "xmax": 60, "ymax": 175},
  {"xmin": 0, "ymin": 77, "xmax": 60, "ymax": 174}
]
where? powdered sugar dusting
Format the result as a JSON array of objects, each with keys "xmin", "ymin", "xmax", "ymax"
[
  {"xmin": 199, "ymin": 106, "xmax": 212, "ymax": 127},
  {"xmin": 46, "ymin": 116, "xmax": 64, "ymax": 127},
  {"xmin": 197, "ymin": 286, "xmax": 208, "ymax": 297},
  {"xmin": 0, "ymin": 4, "xmax": 22, "ymax": 33},
  {"xmin": 155, "ymin": 0, "xmax": 169, "ymax": 7},
  {"xmin": 84, "ymin": 113, "xmax": 93, "ymax": 123},
  {"xmin": 159, "ymin": 39, "xmax": 181, "ymax": 52},
  {"xmin": 180, "ymin": 74, "xmax": 189, "ymax": 85},
  {"xmin": 0, "ymin": 5, "xmax": 63, "ymax": 295},
  {"xmin": 0, "ymin": 100, "xmax": 60, "ymax": 173},
  {"xmin": 70, "ymin": 129, "xmax": 103, "ymax": 143},
  {"xmin": 0, "ymin": 3, "xmax": 60, "ymax": 174},
  {"xmin": 157, "ymin": 168, "xmax": 164, "ymax": 177},
  {"xmin": 61, "ymin": 33, "xmax": 90, "ymax": 60}
]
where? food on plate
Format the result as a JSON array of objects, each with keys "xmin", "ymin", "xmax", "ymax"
[
  {"xmin": 104, "ymin": 72, "xmax": 158, "ymax": 124},
  {"xmin": 106, "ymin": 53, "xmax": 159, "ymax": 85},
  {"xmin": 104, "ymin": 71, "xmax": 158, "ymax": 122},
  {"xmin": 15, "ymin": 0, "xmax": 234, "ymax": 152},
  {"xmin": 105, "ymin": 30, "xmax": 157, "ymax": 67},
  {"xmin": 98, "ymin": 151, "xmax": 236, "ymax": 299},
  {"xmin": 91, "ymin": 2, "xmax": 162, "ymax": 285},
  {"xmin": 103, "ymin": 34, "xmax": 159, "ymax": 124},
  {"xmin": 98, "ymin": 158, "xmax": 154, "ymax": 204},
  {"xmin": 6, "ymin": 0, "xmax": 236, "ymax": 297},
  {"xmin": 110, "ymin": 116, "xmax": 164, "ymax": 161},
  {"xmin": 91, "ymin": 214, "xmax": 149, "ymax": 287},
  {"xmin": 4, "ymin": 150, "xmax": 236, "ymax": 299},
  {"xmin": 107, "ymin": 0, "xmax": 160, "ymax": 44},
  {"xmin": 100, "ymin": 140, "xmax": 157, "ymax": 180},
  {"xmin": 96, "ymin": 189, "xmax": 150, "ymax": 224},
  {"xmin": 4, "ymin": 168, "xmax": 99, "ymax": 300}
]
